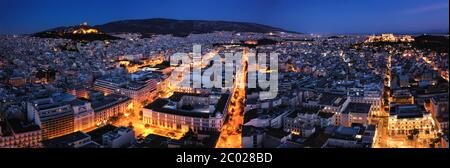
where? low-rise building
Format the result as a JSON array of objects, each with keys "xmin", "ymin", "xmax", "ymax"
[
  {"xmin": 362, "ymin": 125, "xmax": 377, "ymax": 148},
  {"xmin": 102, "ymin": 126, "xmax": 135, "ymax": 148},
  {"xmin": 317, "ymin": 112, "xmax": 334, "ymax": 128},
  {"xmin": 283, "ymin": 108, "xmax": 319, "ymax": 137},
  {"xmin": 242, "ymin": 126, "xmax": 265, "ymax": 148},
  {"xmin": 338, "ymin": 102, "xmax": 372, "ymax": 127},
  {"xmin": 316, "ymin": 93, "xmax": 350, "ymax": 113}
]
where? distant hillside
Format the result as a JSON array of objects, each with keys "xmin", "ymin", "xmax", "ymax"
[
  {"xmin": 93, "ymin": 18, "xmax": 293, "ymax": 37},
  {"xmin": 33, "ymin": 32, "xmax": 120, "ymax": 42},
  {"xmin": 33, "ymin": 24, "xmax": 120, "ymax": 42},
  {"xmin": 33, "ymin": 18, "xmax": 295, "ymax": 40},
  {"xmin": 413, "ymin": 35, "xmax": 449, "ymax": 53}
]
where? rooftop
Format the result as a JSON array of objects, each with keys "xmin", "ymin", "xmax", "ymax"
[
  {"xmin": 43, "ymin": 131, "xmax": 91, "ymax": 148},
  {"xmin": 103, "ymin": 127, "xmax": 134, "ymax": 141},
  {"xmin": 329, "ymin": 126, "xmax": 362, "ymax": 140},
  {"xmin": 319, "ymin": 93, "xmax": 347, "ymax": 107},
  {"xmin": 145, "ymin": 93, "xmax": 229, "ymax": 118},
  {"xmin": 90, "ymin": 94, "xmax": 131, "ymax": 112},
  {"xmin": 390, "ymin": 105, "xmax": 427, "ymax": 119},
  {"xmin": 242, "ymin": 125, "xmax": 265, "ymax": 137},
  {"xmin": 95, "ymin": 77, "xmax": 128, "ymax": 85},
  {"xmin": 6, "ymin": 119, "xmax": 40, "ymax": 134},
  {"xmin": 31, "ymin": 93, "xmax": 76, "ymax": 111},
  {"xmin": 343, "ymin": 102, "xmax": 372, "ymax": 114},
  {"xmin": 244, "ymin": 109, "xmax": 259, "ymax": 123},
  {"xmin": 86, "ymin": 124, "xmax": 118, "ymax": 144},
  {"xmin": 318, "ymin": 112, "xmax": 335, "ymax": 119},
  {"xmin": 302, "ymin": 129, "xmax": 330, "ymax": 148},
  {"xmin": 265, "ymin": 128, "xmax": 289, "ymax": 139},
  {"xmin": 169, "ymin": 92, "xmax": 210, "ymax": 102},
  {"xmin": 133, "ymin": 134, "xmax": 169, "ymax": 148}
]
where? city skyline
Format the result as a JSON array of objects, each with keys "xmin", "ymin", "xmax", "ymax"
[
  {"xmin": 0, "ymin": 0, "xmax": 448, "ymax": 150},
  {"xmin": 0, "ymin": 0, "xmax": 449, "ymax": 35}
]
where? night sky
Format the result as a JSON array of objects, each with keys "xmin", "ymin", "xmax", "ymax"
[{"xmin": 0, "ymin": 0, "xmax": 448, "ymax": 34}]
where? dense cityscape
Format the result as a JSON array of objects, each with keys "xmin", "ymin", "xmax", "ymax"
[
  {"xmin": 0, "ymin": 0, "xmax": 449, "ymax": 150},
  {"xmin": 0, "ymin": 22, "xmax": 448, "ymax": 148}
]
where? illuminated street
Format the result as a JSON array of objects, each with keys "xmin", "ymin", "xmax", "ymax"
[
  {"xmin": 421, "ymin": 56, "xmax": 449, "ymax": 82},
  {"xmin": 216, "ymin": 48, "xmax": 249, "ymax": 148}
]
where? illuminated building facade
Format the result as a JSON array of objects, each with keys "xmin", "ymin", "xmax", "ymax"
[
  {"xmin": 43, "ymin": 131, "xmax": 98, "ymax": 148},
  {"xmin": 94, "ymin": 77, "xmax": 128, "ymax": 95},
  {"xmin": 94, "ymin": 77, "xmax": 159, "ymax": 105},
  {"xmin": 117, "ymin": 80, "xmax": 158, "ymax": 104},
  {"xmin": 336, "ymin": 103, "xmax": 372, "ymax": 127},
  {"xmin": 27, "ymin": 95, "xmax": 75, "ymax": 140},
  {"xmin": 67, "ymin": 86, "xmax": 90, "ymax": 99},
  {"xmin": 324, "ymin": 125, "xmax": 377, "ymax": 148},
  {"xmin": 90, "ymin": 94, "xmax": 132, "ymax": 125},
  {"xmin": 71, "ymin": 100, "xmax": 95, "ymax": 132},
  {"xmin": 348, "ymin": 88, "xmax": 383, "ymax": 116},
  {"xmin": 71, "ymin": 22, "xmax": 99, "ymax": 34},
  {"xmin": 143, "ymin": 92, "xmax": 230, "ymax": 132},
  {"xmin": 391, "ymin": 89, "xmax": 415, "ymax": 105},
  {"xmin": 102, "ymin": 127, "xmax": 135, "ymax": 148},
  {"xmin": 388, "ymin": 105, "xmax": 435, "ymax": 136},
  {"xmin": 365, "ymin": 34, "xmax": 415, "ymax": 43},
  {"xmin": 8, "ymin": 76, "xmax": 27, "ymax": 87}
]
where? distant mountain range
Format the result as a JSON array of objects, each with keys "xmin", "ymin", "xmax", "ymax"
[
  {"xmin": 96, "ymin": 18, "xmax": 293, "ymax": 36},
  {"xmin": 36, "ymin": 18, "xmax": 294, "ymax": 39}
]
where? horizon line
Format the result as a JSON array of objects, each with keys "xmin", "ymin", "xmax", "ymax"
[{"xmin": 1, "ymin": 17, "xmax": 448, "ymax": 36}]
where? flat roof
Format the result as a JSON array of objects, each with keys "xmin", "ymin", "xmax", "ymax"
[
  {"xmin": 6, "ymin": 119, "xmax": 40, "ymax": 134},
  {"xmin": 43, "ymin": 131, "xmax": 90, "ymax": 148},
  {"xmin": 295, "ymin": 108, "xmax": 320, "ymax": 115},
  {"xmin": 331, "ymin": 126, "xmax": 361, "ymax": 140},
  {"xmin": 96, "ymin": 76, "xmax": 127, "ymax": 84},
  {"xmin": 169, "ymin": 92, "xmax": 210, "ymax": 102},
  {"xmin": 318, "ymin": 112, "xmax": 335, "ymax": 119},
  {"xmin": 242, "ymin": 125, "xmax": 265, "ymax": 137},
  {"xmin": 145, "ymin": 93, "xmax": 229, "ymax": 119},
  {"xmin": 302, "ymin": 130, "xmax": 330, "ymax": 148},
  {"xmin": 319, "ymin": 93, "xmax": 346, "ymax": 106},
  {"xmin": 90, "ymin": 94, "xmax": 130, "ymax": 112},
  {"xmin": 86, "ymin": 124, "xmax": 118, "ymax": 144},
  {"xmin": 390, "ymin": 105, "xmax": 426, "ymax": 119},
  {"xmin": 343, "ymin": 103, "xmax": 371, "ymax": 114}
]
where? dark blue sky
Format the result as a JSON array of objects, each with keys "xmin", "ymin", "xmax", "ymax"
[{"xmin": 0, "ymin": 0, "xmax": 448, "ymax": 34}]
